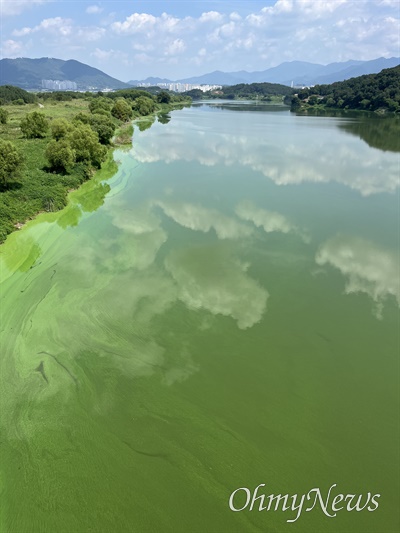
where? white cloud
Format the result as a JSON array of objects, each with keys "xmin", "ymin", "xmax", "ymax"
[
  {"xmin": 296, "ymin": 0, "xmax": 348, "ymax": 15},
  {"xmin": 86, "ymin": 5, "xmax": 103, "ymax": 15},
  {"xmin": 245, "ymin": 13, "xmax": 266, "ymax": 28},
  {"xmin": 316, "ymin": 235, "xmax": 400, "ymax": 319},
  {"xmin": 199, "ymin": 11, "xmax": 224, "ymax": 23},
  {"xmin": 43, "ymin": 18, "xmax": 72, "ymax": 37},
  {"xmin": 111, "ymin": 12, "xmax": 185, "ymax": 36},
  {"xmin": 11, "ymin": 27, "xmax": 32, "ymax": 37},
  {"xmin": 273, "ymin": 0, "xmax": 294, "ymax": 13},
  {"xmin": 12, "ymin": 17, "xmax": 106, "ymax": 44},
  {"xmin": 164, "ymin": 38, "xmax": 186, "ymax": 56},
  {"xmin": 0, "ymin": 0, "xmax": 46, "ymax": 16},
  {"xmin": 111, "ymin": 12, "xmax": 156, "ymax": 34},
  {"xmin": 0, "ymin": 39, "xmax": 24, "ymax": 57},
  {"xmin": 159, "ymin": 12, "xmax": 184, "ymax": 33},
  {"xmin": 235, "ymin": 36, "xmax": 254, "ymax": 50},
  {"xmin": 230, "ymin": 12, "xmax": 242, "ymax": 21},
  {"xmin": 220, "ymin": 21, "xmax": 236, "ymax": 37},
  {"xmin": 13, "ymin": 17, "xmax": 73, "ymax": 37}
]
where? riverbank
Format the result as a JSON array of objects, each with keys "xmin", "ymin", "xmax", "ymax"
[
  {"xmin": 0, "ymin": 98, "xmax": 189, "ymax": 243},
  {"xmin": 291, "ymin": 102, "xmax": 398, "ymax": 115}
]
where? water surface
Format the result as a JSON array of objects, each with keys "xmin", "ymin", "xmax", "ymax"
[{"xmin": 0, "ymin": 102, "xmax": 399, "ymax": 533}]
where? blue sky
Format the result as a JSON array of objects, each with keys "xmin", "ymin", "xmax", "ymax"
[{"xmin": 1, "ymin": 1, "xmax": 399, "ymax": 81}]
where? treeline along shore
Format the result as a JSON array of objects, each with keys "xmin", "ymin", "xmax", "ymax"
[
  {"xmin": 0, "ymin": 87, "xmax": 190, "ymax": 243},
  {"xmin": 290, "ymin": 65, "xmax": 400, "ymax": 113}
]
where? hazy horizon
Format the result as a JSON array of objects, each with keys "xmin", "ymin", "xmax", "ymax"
[{"xmin": 1, "ymin": 0, "xmax": 399, "ymax": 82}]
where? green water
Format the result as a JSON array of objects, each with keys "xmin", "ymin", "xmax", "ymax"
[{"xmin": 0, "ymin": 103, "xmax": 399, "ymax": 533}]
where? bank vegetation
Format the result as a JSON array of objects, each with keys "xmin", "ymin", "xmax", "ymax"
[{"xmin": 0, "ymin": 86, "xmax": 190, "ymax": 242}]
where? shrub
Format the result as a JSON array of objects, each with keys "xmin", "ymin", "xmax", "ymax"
[
  {"xmin": 89, "ymin": 98, "xmax": 112, "ymax": 115},
  {"xmin": 72, "ymin": 112, "xmax": 91, "ymax": 125},
  {"xmin": 67, "ymin": 123, "xmax": 107, "ymax": 167},
  {"xmin": 133, "ymin": 96, "xmax": 156, "ymax": 116},
  {"xmin": 45, "ymin": 139, "xmax": 76, "ymax": 172},
  {"xmin": 0, "ymin": 108, "xmax": 8, "ymax": 124},
  {"xmin": 0, "ymin": 139, "xmax": 23, "ymax": 187},
  {"xmin": 111, "ymin": 98, "xmax": 132, "ymax": 122},
  {"xmin": 157, "ymin": 91, "xmax": 171, "ymax": 104},
  {"xmin": 20, "ymin": 111, "xmax": 49, "ymax": 138},
  {"xmin": 50, "ymin": 118, "xmax": 71, "ymax": 140},
  {"xmin": 89, "ymin": 114, "xmax": 116, "ymax": 144}
]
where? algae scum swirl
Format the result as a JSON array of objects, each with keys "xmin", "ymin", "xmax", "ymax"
[{"xmin": 0, "ymin": 103, "xmax": 399, "ymax": 533}]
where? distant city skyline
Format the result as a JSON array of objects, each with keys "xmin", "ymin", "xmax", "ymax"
[
  {"xmin": 1, "ymin": 1, "xmax": 399, "ymax": 82},
  {"xmin": 136, "ymin": 83, "xmax": 222, "ymax": 93}
]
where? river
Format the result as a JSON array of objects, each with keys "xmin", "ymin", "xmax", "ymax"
[{"xmin": 0, "ymin": 102, "xmax": 398, "ymax": 533}]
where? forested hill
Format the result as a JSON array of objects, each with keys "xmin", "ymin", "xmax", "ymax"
[
  {"xmin": 185, "ymin": 82, "xmax": 293, "ymax": 100},
  {"xmin": 0, "ymin": 85, "xmax": 36, "ymax": 104},
  {"xmin": 292, "ymin": 66, "xmax": 400, "ymax": 112},
  {"xmin": 0, "ymin": 58, "xmax": 129, "ymax": 90}
]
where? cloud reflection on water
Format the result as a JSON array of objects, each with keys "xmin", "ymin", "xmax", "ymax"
[
  {"xmin": 165, "ymin": 245, "xmax": 268, "ymax": 330},
  {"xmin": 131, "ymin": 118, "xmax": 399, "ymax": 196},
  {"xmin": 106, "ymin": 198, "xmax": 269, "ymax": 329},
  {"xmin": 316, "ymin": 235, "xmax": 400, "ymax": 319},
  {"xmin": 154, "ymin": 199, "xmax": 253, "ymax": 239},
  {"xmin": 235, "ymin": 200, "xmax": 310, "ymax": 242}
]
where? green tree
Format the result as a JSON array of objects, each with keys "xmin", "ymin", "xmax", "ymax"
[
  {"xmin": 20, "ymin": 111, "xmax": 49, "ymax": 138},
  {"xmin": 0, "ymin": 108, "xmax": 8, "ymax": 124},
  {"xmin": 360, "ymin": 99, "xmax": 371, "ymax": 109},
  {"xmin": 183, "ymin": 89, "xmax": 203, "ymax": 100},
  {"xmin": 45, "ymin": 139, "xmax": 76, "ymax": 171},
  {"xmin": 89, "ymin": 97, "xmax": 112, "ymax": 115},
  {"xmin": 89, "ymin": 113, "xmax": 116, "ymax": 144},
  {"xmin": 0, "ymin": 85, "xmax": 36, "ymax": 104},
  {"xmin": 290, "ymin": 96, "xmax": 301, "ymax": 111},
  {"xmin": 0, "ymin": 139, "xmax": 23, "ymax": 187},
  {"xmin": 90, "ymin": 107, "xmax": 111, "ymax": 117},
  {"xmin": 67, "ymin": 123, "xmax": 107, "ymax": 167},
  {"xmin": 111, "ymin": 98, "xmax": 132, "ymax": 122},
  {"xmin": 132, "ymin": 96, "xmax": 156, "ymax": 116},
  {"xmin": 72, "ymin": 112, "xmax": 91, "ymax": 125},
  {"xmin": 157, "ymin": 91, "xmax": 172, "ymax": 104},
  {"xmin": 50, "ymin": 118, "xmax": 71, "ymax": 140}
]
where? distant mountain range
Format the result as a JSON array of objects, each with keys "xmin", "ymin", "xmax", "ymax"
[
  {"xmin": 1, "ymin": 56, "xmax": 399, "ymax": 91},
  {"xmin": 128, "ymin": 57, "xmax": 400, "ymax": 87},
  {"xmin": 0, "ymin": 58, "xmax": 130, "ymax": 90}
]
